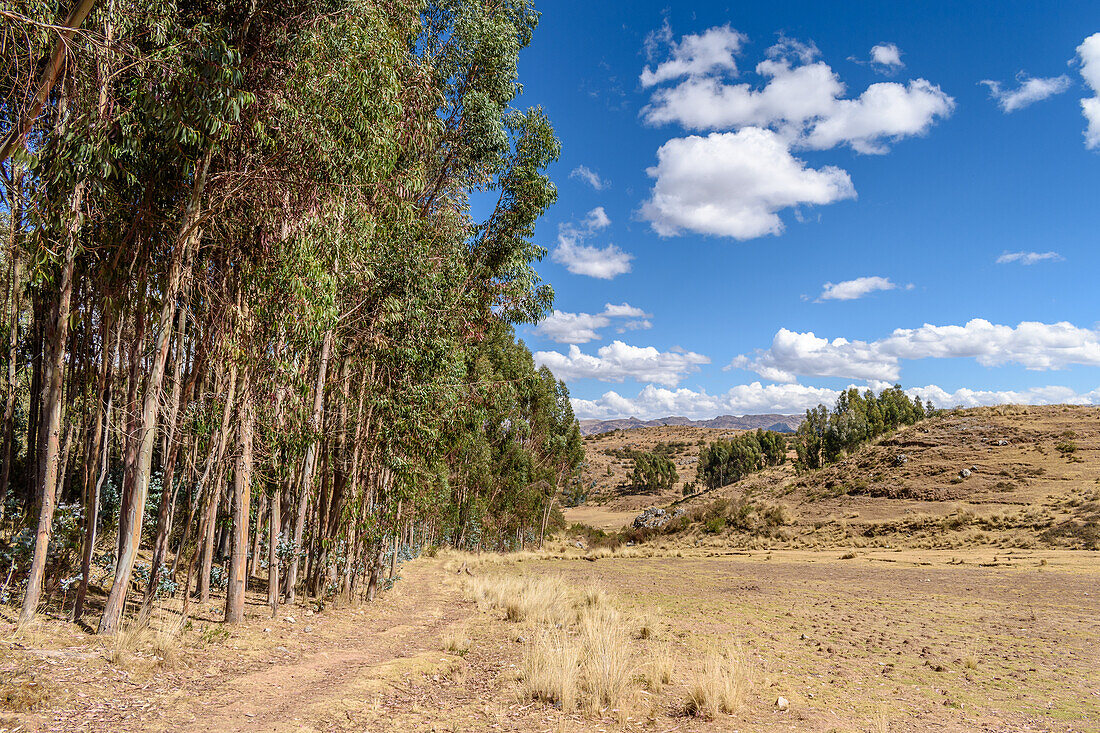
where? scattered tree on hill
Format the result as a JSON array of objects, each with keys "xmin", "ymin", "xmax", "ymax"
[
  {"xmin": 628, "ymin": 452, "xmax": 678, "ymax": 493},
  {"xmin": 696, "ymin": 429, "xmax": 787, "ymax": 490},
  {"xmin": 793, "ymin": 386, "xmax": 928, "ymax": 470}
]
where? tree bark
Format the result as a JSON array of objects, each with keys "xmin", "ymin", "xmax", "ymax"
[
  {"xmin": 225, "ymin": 365, "xmax": 252, "ymax": 623},
  {"xmin": 98, "ymin": 148, "xmax": 211, "ymax": 635},
  {"xmin": 19, "ymin": 181, "xmax": 83, "ymax": 626},
  {"xmin": 287, "ymin": 328, "xmax": 332, "ymax": 602}
]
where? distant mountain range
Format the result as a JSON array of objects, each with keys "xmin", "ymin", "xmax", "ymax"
[{"xmin": 578, "ymin": 413, "xmax": 804, "ymax": 436}]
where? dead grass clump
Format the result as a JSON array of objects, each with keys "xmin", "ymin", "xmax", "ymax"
[
  {"xmin": 578, "ymin": 609, "xmax": 635, "ymax": 713},
  {"xmin": 684, "ymin": 642, "xmax": 752, "ymax": 718},
  {"xmin": 108, "ymin": 621, "xmax": 153, "ymax": 666},
  {"xmin": 520, "ymin": 629, "xmax": 579, "ymax": 712},
  {"xmin": 641, "ymin": 643, "xmax": 674, "ymax": 692},
  {"xmin": 442, "ymin": 626, "xmax": 471, "ymax": 655}
]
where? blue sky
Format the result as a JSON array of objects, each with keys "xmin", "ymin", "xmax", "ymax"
[{"xmin": 510, "ymin": 0, "xmax": 1100, "ymax": 420}]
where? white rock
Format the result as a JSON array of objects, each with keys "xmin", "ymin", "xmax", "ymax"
[{"xmin": 776, "ymin": 696, "xmax": 789, "ymax": 711}]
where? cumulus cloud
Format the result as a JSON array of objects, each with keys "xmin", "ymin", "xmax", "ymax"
[
  {"xmin": 569, "ymin": 165, "xmax": 607, "ymax": 190},
  {"xmin": 533, "ymin": 303, "xmax": 653, "ymax": 344},
  {"xmin": 732, "ymin": 320, "xmax": 1100, "ymax": 383},
  {"xmin": 638, "ymin": 29, "xmax": 951, "ymax": 238},
  {"xmin": 571, "ymin": 382, "xmax": 1100, "ymax": 420},
  {"xmin": 981, "ymin": 74, "xmax": 1072, "ymax": 113},
  {"xmin": 640, "ymin": 128, "xmax": 856, "ymax": 239},
  {"xmin": 1077, "ymin": 33, "xmax": 1100, "ymax": 148},
  {"xmin": 551, "ymin": 206, "xmax": 633, "ymax": 279},
  {"xmin": 870, "ymin": 43, "xmax": 904, "ymax": 72},
  {"xmin": 571, "ymin": 382, "xmax": 840, "ymax": 420},
  {"xmin": 818, "ymin": 276, "xmax": 898, "ymax": 301},
  {"xmin": 801, "ymin": 79, "xmax": 955, "ymax": 154},
  {"xmin": 640, "ymin": 24, "xmax": 746, "ymax": 87},
  {"xmin": 642, "ymin": 39, "xmax": 953, "ymax": 154},
  {"xmin": 533, "ymin": 341, "xmax": 709, "ymax": 386},
  {"xmin": 996, "ymin": 250, "xmax": 1064, "ymax": 265}
]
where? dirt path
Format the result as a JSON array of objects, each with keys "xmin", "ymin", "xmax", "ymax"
[{"xmin": 8, "ymin": 559, "xmax": 475, "ymax": 732}]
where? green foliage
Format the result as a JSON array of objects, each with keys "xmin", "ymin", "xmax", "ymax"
[
  {"xmin": 696, "ymin": 429, "xmax": 786, "ymax": 490},
  {"xmin": 627, "ymin": 452, "xmax": 678, "ymax": 493},
  {"xmin": 794, "ymin": 386, "xmax": 927, "ymax": 470}
]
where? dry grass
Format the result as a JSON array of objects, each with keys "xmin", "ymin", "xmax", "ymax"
[
  {"xmin": 684, "ymin": 641, "xmax": 752, "ymax": 718},
  {"xmin": 0, "ymin": 666, "xmax": 50, "ymax": 712},
  {"xmin": 520, "ymin": 629, "xmax": 579, "ymax": 712},
  {"xmin": 470, "ymin": 572, "xmax": 647, "ymax": 716},
  {"xmin": 577, "ymin": 608, "xmax": 635, "ymax": 714},
  {"xmin": 640, "ymin": 642, "xmax": 674, "ymax": 692},
  {"xmin": 442, "ymin": 625, "xmax": 471, "ymax": 655}
]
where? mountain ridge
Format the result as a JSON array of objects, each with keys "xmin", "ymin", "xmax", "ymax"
[{"xmin": 578, "ymin": 413, "xmax": 804, "ymax": 436}]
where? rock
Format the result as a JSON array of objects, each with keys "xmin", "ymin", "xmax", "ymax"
[
  {"xmin": 993, "ymin": 439, "xmax": 1009, "ymax": 446},
  {"xmin": 959, "ymin": 469, "xmax": 971, "ymax": 479},
  {"xmin": 262, "ymin": 627, "xmax": 271, "ymax": 633},
  {"xmin": 304, "ymin": 626, "xmax": 313, "ymax": 633},
  {"xmin": 515, "ymin": 636, "xmax": 527, "ymax": 644},
  {"xmin": 969, "ymin": 465, "xmax": 978, "ymax": 472},
  {"xmin": 894, "ymin": 453, "xmax": 910, "ymax": 466},
  {"xmin": 575, "ymin": 541, "xmax": 585, "ymax": 549},
  {"xmin": 304, "ymin": 609, "xmax": 314, "ymax": 616},
  {"xmin": 776, "ymin": 696, "xmax": 789, "ymax": 711},
  {"xmin": 283, "ymin": 616, "xmax": 296, "ymax": 623}
]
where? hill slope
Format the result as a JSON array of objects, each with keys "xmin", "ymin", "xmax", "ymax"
[{"xmin": 571, "ymin": 405, "xmax": 1100, "ymax": 550}]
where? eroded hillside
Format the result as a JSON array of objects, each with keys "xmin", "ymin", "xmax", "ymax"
[{"xmin": 571, "ymin": 405, "xmax": 1100, "ymax": 550}]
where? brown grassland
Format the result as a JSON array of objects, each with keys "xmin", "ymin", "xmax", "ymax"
[{"xmin": 1, "ymin": 405, "xmax": 1098, "ymax": 731}]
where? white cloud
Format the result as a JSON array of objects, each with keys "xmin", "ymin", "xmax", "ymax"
[
  {"xmin": 571, "ymin": 382, "xmax": 840, "ymax": 420},
  {"xmin": 1077, "ymin": 33, "xmax": 1100, "ymax": 148},
  {"xmin": 640, "ymin": 24, "xmax": 746, "ymax": 87},
  {"xmin": 732, "ymin": 320, "xmax": 1100, "ymax": 383},
  {"xmin": 534, "ymin": 341, "xmax": 709, "ymax": 386},
  {"xmin": 602, "ymin": 302, "xmax": 650, "ymax": 318},
  {"xmin": 640, "ymin": 128, "xmax": 856, "ymax": 239},
  {"xmin": 533, "ymin": 311, "xmax": 609, "ymax": 344},
  {"xmin": 802, "ymin": 79, "xmax": 954, "ymax": 154},
  {"xmin": 571, "ymin": 382, "xmax": 1100, "ymax": 420},
  {"xmin": 870, "ymin": 43, "xmax": 904, "ymax": 72},
  {"xmin": 981, "ymin": 74, "xmax": 1072, "ymax": 112},
  {"xmin": 551, "ymin": 207, "xmax": 633, "ymax": 279},
  {"xmin": 642, "ymin": 60, "xmax": 844, "ymax": 131},
  {"xmin": 569, "ymin": 165, "xmax": 607, "ymax": 190},
  {"xmin": 533, "ymin": 303, "xmax": 653, "ymax": 344},
  {"xmin": 818, "ymin": 276, "xmax": 898, "ymax": 301},
  {"xmin": 642, "ymin": 39, "xmax": 953, "ymax": 154},
  {"xmin": 996, "ymin": 250, "xmax": 1064, "ymax": 265},
  {"xmin": 618, "ymin": 319, "xmax": 652, "ymax": 333}
]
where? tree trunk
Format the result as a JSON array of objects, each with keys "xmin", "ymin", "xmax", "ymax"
[
  {"xmin": 73, "ymin": 314, "xmax": 118, "ymax": 621},
  {"xmin": 19, "ymin": 182, "xmax": 83, "ymax": 626},
  {"xmin": 225, "ymin": 365, "xmax": 252, "ymax": 623},
  {"xmin": 288, "ymin": 328, "xmax": 332, "ymax": 602},
  {"xmin": 98, "ymin": 148, "xmax": 211, "ymax": 635},
  {"xmin": 0, "ymin": 165, "xmax": 24, "ymax": 516}
]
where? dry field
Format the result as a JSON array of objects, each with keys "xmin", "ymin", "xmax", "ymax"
[
  {"xmin": 3, "ymin": 406, "xmax": 1099, "ymax": 731},
  {"xmin": 2, "ymin": 547, "xmax": 1097, "ymax": 731}
]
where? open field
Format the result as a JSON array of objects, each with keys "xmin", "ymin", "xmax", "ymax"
[{"xmin": 4, "ymin": 547, "xmax": 1097, "ymax": 732}]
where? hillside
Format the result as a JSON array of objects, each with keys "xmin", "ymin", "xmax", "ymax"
[
  {"xmin": 570, "ymin": 405, "xmax": 1100, "ymax": 550},
  {"xmin": 578, "ymin": 413, "xmax": 802, "ymax": 436}
]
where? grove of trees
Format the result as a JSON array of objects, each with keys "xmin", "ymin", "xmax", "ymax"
[
  {"xmin": 695, "ymin": 429, "xmax": 786, "ymax": 490},
  {"xmin": 0, "ymin": 0, "xmax": 582, "ymax": 632},
  {"xmin": 627, "ymin": 451, "xmax": 677, "ymax": 493},
  {"xmin": 793, "ymin": 386, "xmax": 931, "ymax": 469}
]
